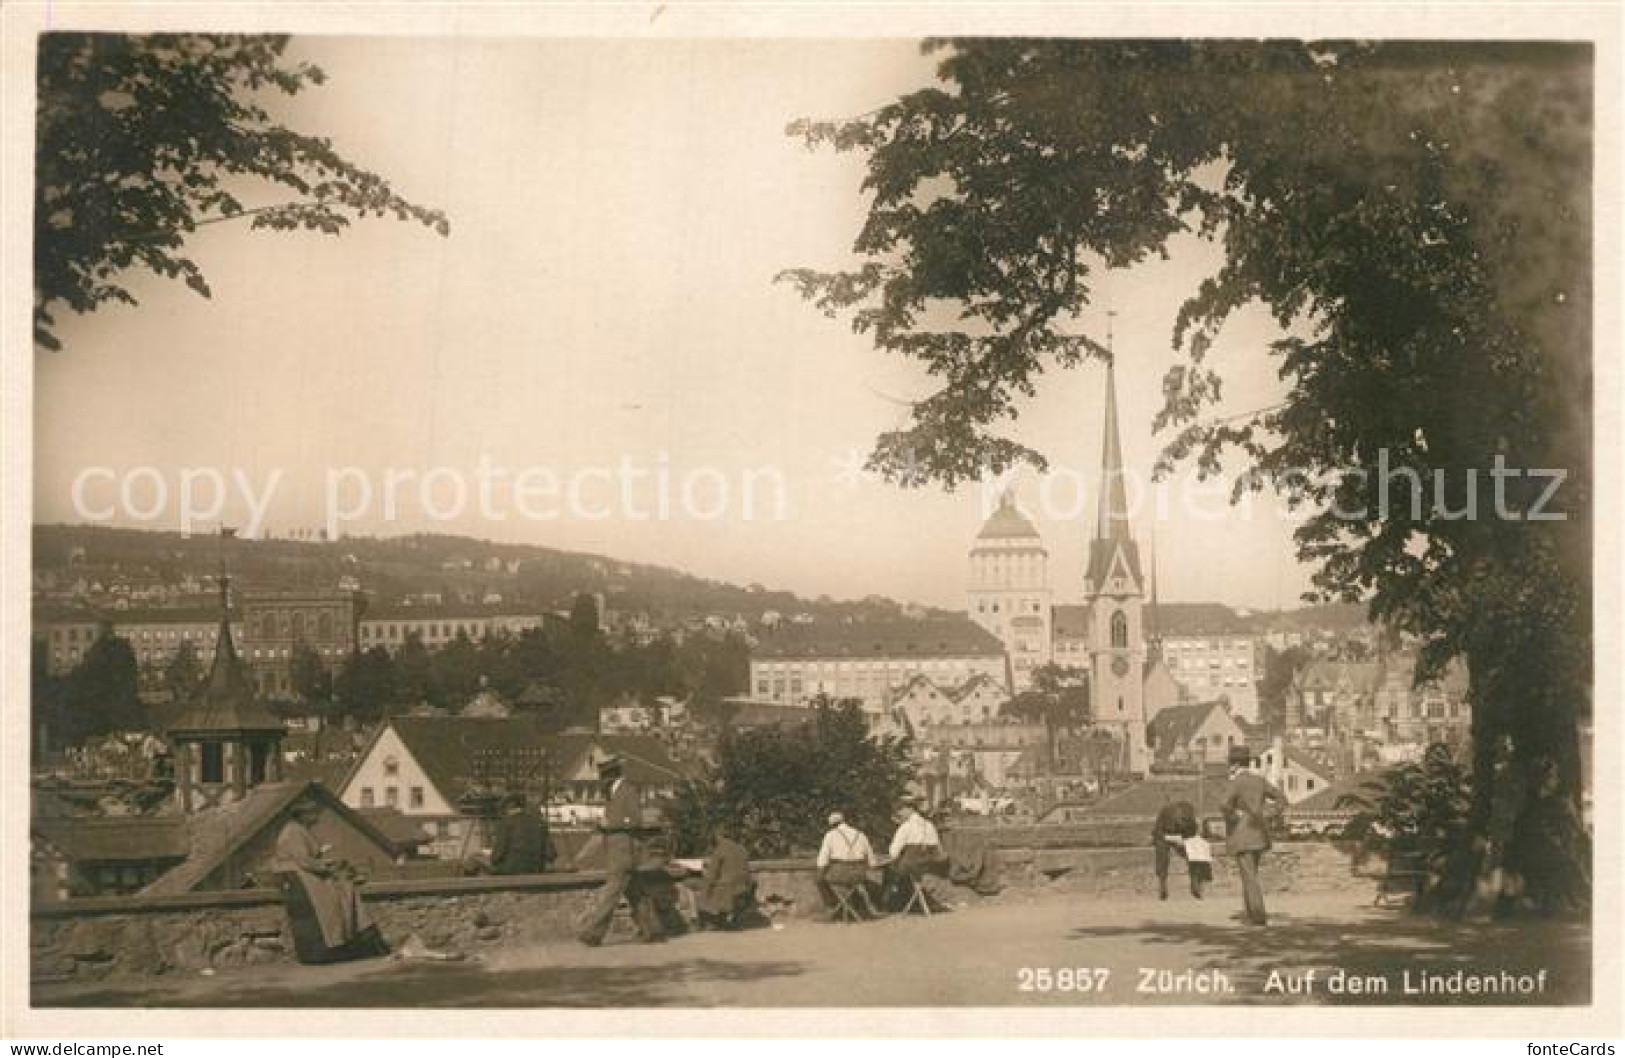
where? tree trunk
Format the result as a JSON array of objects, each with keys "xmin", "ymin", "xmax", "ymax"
[{"xmin": 1431, "ymin": 633, "xmax": 1589, "ymax": 918}]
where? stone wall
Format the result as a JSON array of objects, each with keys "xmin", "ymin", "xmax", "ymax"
[{"xmin": 32, "ymin": 842, "xmax": 1375, "ymax": 984}]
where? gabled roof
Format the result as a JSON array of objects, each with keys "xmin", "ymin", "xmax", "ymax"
[
  {"xmin": 357, "ymin": 807, "xmax": 430, "ymax": 852},
  {"xmin": 752, "ymin": 618, "xmax": 1005, "ymax": 660},
  {"xmin": 949, "ymin": 672, "xmax": 1005, "ymax": 703},
  {"xmin": 1291, "ymin": 769, "xmax": 1391, "ymax": 813},
  {"xmin": 32, "ymin": 818, "xmax": 189, "ymax": 864},
  {"xmin": 141, "ymin": 780, "xmax": 398, "ymax": 896},
  {"xmin": 1085, "ymin": 538, "xmax": 1144, "ymax": 594},
  {"xmin": 344, "ymin": 716, "xmax": 696, "ymax": 807},
  {"xmin": 1282, "ymin": 745, "xmax": 1338, "ymax": 781},
  {"xmin": 1148, "ymin": 700, "xmax": 1220, "ymax": 747},
  {"xmin": 1293, "ymin": 659, "xmax": 1380, "ymax": 694}
]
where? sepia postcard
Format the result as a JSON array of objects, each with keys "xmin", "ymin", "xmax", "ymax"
[{"xmin": 2, "ymin": 1, "xmax": 1620, "ymax": 1042}]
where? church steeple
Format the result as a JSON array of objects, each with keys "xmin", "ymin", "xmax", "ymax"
[
  {"xmin": 1085, "ymin": 320, "xmax": 1142, "ymax": 595},
  {"xmin": 1096, "ymin": 328, "xmax": 1133, "ymax": 543}
]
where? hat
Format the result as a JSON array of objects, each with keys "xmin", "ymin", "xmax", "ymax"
[
  {"xmin": 827, "ymin": 811, "xmax": 845, "ymax": 826},
  {"xmin": 1227, "ymin": 745, "xmax": 1253, "ymax": 766}
]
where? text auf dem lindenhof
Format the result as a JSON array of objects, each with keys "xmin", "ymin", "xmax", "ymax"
[{"xmin": 1262, "ymin": 968, "xmax": 1552, "ymax": 998}]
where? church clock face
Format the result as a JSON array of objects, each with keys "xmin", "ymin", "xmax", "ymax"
[{"xmin": 1111, "ymin": 656, "xmax": 1129, "ymax": 677}]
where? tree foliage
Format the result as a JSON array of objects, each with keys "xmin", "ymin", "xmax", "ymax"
[
  {"xmin": 1340, "ymin": 743, "xmax": 1472, "ymax": 910},
  {"xmin": 783, "ymin": 40, "xmax": 1590, "ymax": 914},
  {"xmin": 37, "ymin": 628, "xmax": 148, "ymax": 748},
  {"xmin": 34, "ymin": 33, "xmax": 449, "ymax": 350},
  {"xmin": 1000, "ymin": 663, "xmax": 1090, "ymax": 774},
  {"xmin": 666, "ymin": 696, "xmax": 916, "ymax": 857},
  {"xmin": 162, "ymin": 637, "xmax": 204, "ymax": 702},
  {"xmin": 290, "ymin": 640, "xmax": 333, "ymax": 704},
  {"xmin": 1257, "ymin": 644, "xmax": 1311, "ymax": 732}
]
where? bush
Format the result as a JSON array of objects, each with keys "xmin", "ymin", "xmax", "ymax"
[
  {"xmin": 666, "ymin": 696, "xmax": 916, "ymax": 857},
  {"xmin": 1339, "ymin": 743, "xmax": 1471, "ymax": 898}
]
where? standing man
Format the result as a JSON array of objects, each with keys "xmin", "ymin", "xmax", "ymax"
[
  {"xmin": 1151, "ymin": 797, "xmax": 1200, "ymax": 900},
  {"xmin": 1221, "ymin": 747, "xmax": 1287, "ymax": 926},
  {"xmin": 578, "ymin": 755, "xmax": 662, "ymax": 946}
]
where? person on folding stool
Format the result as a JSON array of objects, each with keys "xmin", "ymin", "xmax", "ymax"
[
  {"xmin": 815, "ymin": 811, "xmax": 881, "ymax": 920},
  {"xmin": 887, "ymin": 798, "xmax": 946, "ymax": 914}
]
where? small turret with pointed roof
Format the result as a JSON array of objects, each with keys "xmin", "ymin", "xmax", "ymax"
[
  {"xmin": 167, "ymin": 529, "xmax": 284, "ymax": 813},
  {"xmin": 168, "ymin": 532, "xmax": 282, "ymax": 738}
]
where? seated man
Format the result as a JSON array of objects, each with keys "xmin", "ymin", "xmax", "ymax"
[
  {"xmin": 488, "ymin": 794, "xmax": 553, "ymax": 875},
  {"xmin": 697, "ymin": 821, "xmax": 756, "ymax": 930},
  {"xmin": 815, "ymin": 811, "xmax": 882, "ymax": 917},
  {"xmin": 886, "ymin": 799, "xmax": 947, "ymax": 910}
]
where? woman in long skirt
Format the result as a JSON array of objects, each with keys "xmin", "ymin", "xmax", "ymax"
[{"xmin": 275, "ymin": 802, "xmax": 389, "ymax": 965}]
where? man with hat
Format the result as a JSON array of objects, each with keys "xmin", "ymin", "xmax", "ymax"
[
  {"xmin": 489, "ymin": 793, "xmax": 552, "ymax": 876},
  {"xmin": 578, "ymin": 753, "xmax": 663, "ymax": 945},
  {"xmin": 1221, "ymin": 746, "xmax": 1287, "ymax": 926},
  {"xmin": 886, "ymin": 796, "xmax": 947, "ymax": 910}
]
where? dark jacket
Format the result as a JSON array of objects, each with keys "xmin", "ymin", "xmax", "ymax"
[
  {"xmin": 601, "ymin": 778, "xmax": 643, "ymax": 832},
  {"xmin": 1222, "ymin": 772, "xmax": 1287, "ymax": 854},
  {"xmin": 1151, "ymin": 800, "xmax": 1199, "ymax": 842},
  {"xmin": 491, "ymin": 812, "xmax": 551, "ymax": 875}
]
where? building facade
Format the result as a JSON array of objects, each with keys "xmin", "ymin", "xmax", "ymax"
[
  {"xmin": 966, "ymin": 493, "xmax": 1053, "ymax": 691},
  {"xmin": 357, "ymin": 603, "xmax": 546, "ymax": 652},
  {"xmin": 1161, "ymin": 633, "xmax": 1261, "ymax": 722},
  {"xmin": 748, "ymin": 619, "xmax": 1008, "ymax": 718},
  {"xmin": 238, "ymin": 589, "xmax": 361, "ymax": 698}
]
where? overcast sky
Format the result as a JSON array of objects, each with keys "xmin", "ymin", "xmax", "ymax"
[{"xmin": 34, "ymin": 37, "xmax": 1317, "ymax": 612}]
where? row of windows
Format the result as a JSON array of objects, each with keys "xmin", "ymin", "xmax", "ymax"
[
  {"xmin": 974, "ymin": 599, "xmax": 1046, "ymax": 615},
  {"xmin": 358, "ymin": 785, "xmax": 426, "ymax": 809},
  {"xmin": 360, "ymin": 620, "xmax": 496, "ymax": 643},
  {"xmin": 754, "ymin": 657, "xmax": 980, "ymax": 674},
  {"xmin": 247, "ymin": 609, "xmax": 344, "ymax": 643}
]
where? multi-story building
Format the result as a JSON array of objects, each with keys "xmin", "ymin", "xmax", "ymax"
[
  {"xmin": 966, "ymin": 493, "xmax": 1052, "ymax": 690},
  {"xmin": 1160, "ymin": 633, "xmax": 1261, "ymax": 723},
  {"xmin": 748, "ymin": 618, "xmax": 1008, "ymax": 719},
  {"xmin": 34, "ymin": 606, "xmax": 238, "ymax": 683},
  {"xmin": 34, "ymin": 609, "xmax": 107, "ymax": 675},
  {"xmin": 356, "ymin": 602, "xmax": 546, "ymax": 652},
  {"xmin": 889, "ymin": 672, "xmax": 1010, "ymax": 731}
]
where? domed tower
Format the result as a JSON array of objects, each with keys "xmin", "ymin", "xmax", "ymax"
[{"xmin": 967, "ymin": 490, "xmax": 1052, "ymax": 691}]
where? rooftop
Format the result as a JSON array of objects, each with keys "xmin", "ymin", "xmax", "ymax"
[{"xmin": 752, "ymin": 617, "xmax": 1004, "ymax": 660}]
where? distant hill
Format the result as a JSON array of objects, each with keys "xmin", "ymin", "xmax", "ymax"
[{"xmin": 31, "ymin": 524, "xmax": 950, "ymax": 626}]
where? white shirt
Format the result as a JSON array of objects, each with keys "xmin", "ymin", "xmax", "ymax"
[
  {"xmin": 889, "ymin": 811, "xmax": 941, "ymax": 858},
  {"xmin": 817, "ymin": 824, "xmax": 878, "ymax": 868}
]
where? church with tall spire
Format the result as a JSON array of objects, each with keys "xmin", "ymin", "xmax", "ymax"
[
  {"xmin": 966, "ymin": 327, "xmax": 1157, "ymax": 775},
  {"xmin": 1078, "ymin": 354, "xmax": 1150, "ymax": 773}
]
